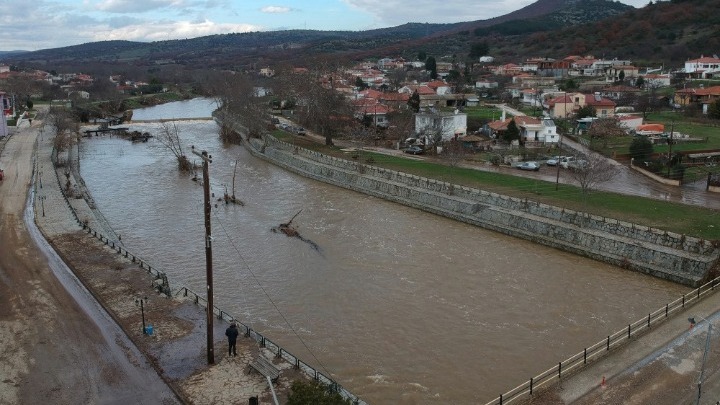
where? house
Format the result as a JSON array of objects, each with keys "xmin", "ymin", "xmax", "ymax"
[
  {"xmin": 259, "ymin": 67, "xmax": 275, "ymax": 77},
  {"xmin": 585, "ymin": 93, "xmax": 616, "ymax": 117},
  {"xmin": 521, "ymin": 89, "xmax": 542, "ymax": 106},
  {"xmin": 599, "ymin": 85, "xmax": 641, "ymax": 101},
  {"xmin": 514, "ymin": 116, "xmax": 559, "ymax": 145},
  {"xmin": 475, "ymin": 80, "xmax": 498, "ymax": 89},
  {"xmin": 354, "ymin": 100, "xmax": 392, "ymax": 128},
  {"xmin": 606, "ymin": 65, "xmax": 639, "ymax": 82},
  {"xmin": 641, "ymin": 73, "xmax": 671, "ymax": 88},
  {"xmin": 673, "ymin": 86, "xmax": 720, "ymax": 114},
  {"xmin": 0, "ymin": 92, "xmax": 9, "ymax": 137},
  {"xmin": 414, "ymin": 110, "xmax": 467, "ymax": 141},
  {"xmin": 684, "ymin": 56, "xmax": 720, "ymax": 79},
  {"xmin": 426, "ymin": 80, "xmax": 451, "ymax": 95}
]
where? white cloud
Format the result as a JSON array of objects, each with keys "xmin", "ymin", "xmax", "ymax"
[
  {"xmin": 95, "ymin": 19, "xmax": 263, "ymax": 42},
  {"xmin": 94, "ymin": 0, "xmax": 184, "ymax": 13},
  {"xmin": 341, "ymin": 0, "xmax": 534, "ymax": 25},
  {"xmin": 260, "ymin": 6, "xmax": 292, "ymax": 14}
]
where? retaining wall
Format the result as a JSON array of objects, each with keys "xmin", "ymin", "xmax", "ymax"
[{"xmin": 216, "ymin": 112, "xmax": 719, "ymax": 286}]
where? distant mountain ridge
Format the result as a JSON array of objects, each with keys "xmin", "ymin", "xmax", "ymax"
[{"xmin": 4, "ymin": 0, "xmax": 711, "ymax": 70}]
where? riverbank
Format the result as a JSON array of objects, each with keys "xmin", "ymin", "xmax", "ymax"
[
  {"xmin": 216, "ymin": 111, "xmax": 720, "ymax": 287},
  {"xmin": 9, "ymin": 113, "xmax": 308, "ymax": 404}
]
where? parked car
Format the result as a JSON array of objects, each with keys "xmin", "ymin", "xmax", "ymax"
[
  {"xmin": 559, "ymin": 156, "xmax": 576, "ymax": 169},
  {"xmin": 567, "ymin": 159, "xmax": 589, "ymax": 170},
  {"xmin": 546, "ymin": 156, "xmax": 565, "ymax": 166},
  {"xmin": 404, "ymin": 146, "xmax": 425, "ymax": 155},
  {"xmin": 517, "ymin": 161, "xmax": 540, "ymax": 171}
]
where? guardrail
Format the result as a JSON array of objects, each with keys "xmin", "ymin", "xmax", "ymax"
[
  {"xmin": 177, "ymin": 286, "xmax": 367, "ymax": 405},
  {"xmin": 483, "ymin": 276, "xmax": 720, "ymax": 405}
]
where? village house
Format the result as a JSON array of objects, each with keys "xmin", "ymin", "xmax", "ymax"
[
  {"xmin": 545, "ymin": 92, "xmax": 616, "ymax": 118},
  {"xmin": 514, "ymin": 116, "xmax": 559, "ymax": 145},
  {"xmin": 599, "ymin": 85, "xmax": 641, "ymax": 102},
  {"xmin": 641, "ymin": 73, "xmax": 671, "ymax": 88},
  {"xmin": 683, "ymin": 56, "xmax": 720, "ymax": 79},
  {"xmin": 673, "ymin": 86, "xmax": 720, "ymax": 114},
  {"xmin": 606, "ymin": 65, "xmax": 639, "ymax": 82},
  {"xmin": 414, "ymin": 110, "xmax": 467, "ymax": 141}
]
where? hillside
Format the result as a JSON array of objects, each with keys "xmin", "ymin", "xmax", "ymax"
[{"xmin": 0, "ymin": 0, "xmax": 632, "ymax": 70}]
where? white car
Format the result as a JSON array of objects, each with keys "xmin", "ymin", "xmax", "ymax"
[
  {"xmin": 559, "ymin": 156, "xmax": 576, "ymax": 169},
  {"xmin": 517, "ymin": 161, "xmax": 540, "ymax": 171},
  {"xmin": 546, "ymin": 156, "xmax": 565, "ymax": 166}
]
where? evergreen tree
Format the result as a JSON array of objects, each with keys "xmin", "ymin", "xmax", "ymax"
[
  {"xmin": 629, "ymin": 136, "xmax": 654, "ymax": 160},
  {"xmin": 502, "ymin": 119, "xmax": 521, "ymax": 143},
  {"xmin": 708, "ymin": 99, "xmax": 720, "ymax": 119},
  {"xmin": 425, "ymin": 56, "xmax": 437, "ymax": 79},
  {"xmin": 408, "ymin": 91, "xmax": 420, "ymax": 113}
]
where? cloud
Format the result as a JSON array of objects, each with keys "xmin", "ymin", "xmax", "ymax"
[
  {"xmin": 260, "ymin": 6, "xmax": 292, "ymax": 14},
  {"xmin": 341, "ymin": 0, "xmax": 534, "ymax": 25},
  {"xmin": 95, "ymin": 19, "xmax": 263, "ymax": 42},
  {"xmin": 94, "ymin": 0, "xmax": 184, "ymax": 13}
]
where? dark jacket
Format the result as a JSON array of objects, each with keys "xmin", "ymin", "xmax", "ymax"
[{"xmin": 225, "ymin": 324, "xmax": 239, "ymax": 342}]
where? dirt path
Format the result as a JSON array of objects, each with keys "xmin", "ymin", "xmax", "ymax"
[{"xmin": 0, "ymin": 113, "xmax": 178, "ymax": 404}]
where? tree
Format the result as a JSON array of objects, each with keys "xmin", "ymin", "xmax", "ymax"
[
  {"xmin": 407, "ymin": 91, "xmax": 420, "ymax": 113},
  {"xmin": 425, "ymin": 56, "xmax": 437, "ymax": 79},
  {"xmin": 156, "ymin": 122, "xmax": 192, "ymax": 171},
  {"xmin": 354, "ymin": 76, "xmax": 367, "ymax": 90},
  {"xmin": 635, "ymin": 76, "xmax": 645, "ymax": 89},
  {"xmin": 49, "ymin": 109, "xmax": 79, "ymax": 165},
  {"xmin": 629, "ymin": 135, "xmax": 654, "ymax": 161},
  {"xmin": 287, "ymin": 380, "xmax": 351, "ymax": 405},
  {"xmin": 502, "ymin": 119, "xmax": 521, "ymax": 144},
  {"xmin": 708, "ymin": 99, "xmax": 720, "ymax": 119},
  {"xmin": 575, "ymin": 105, "xmax": 596, "ymax": 119},
  {"xmin": 618, "ymin": 70, "xmax": 626, "ymax": 83},
  {"xmin": 469, "ymin": 42, "xmax": 489, "ymax": 59},
  {"xmin": 587, "ymin": 118, "xmax": 626, "ymax": 149},
  {"xmin": 417, "ymin": 51, "xmax": 427, "ymax": 61},
  {"xmin": 568, "ymin": 153, "xmax": 619, "ymax": 195}
]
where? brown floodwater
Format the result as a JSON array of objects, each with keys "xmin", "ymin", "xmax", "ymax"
[{"xmin": 78, "ymin": 103, "xmax": 689, "ymax": 404}]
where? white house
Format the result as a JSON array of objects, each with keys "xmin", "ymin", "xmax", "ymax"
[
  {"xmin": 514, "ymin": 116, "xmax": 559, "ymax": 144},
  {"xmin": 684, "ymin": 56, "xmax": 720, "ymax": 78},
  {"xmin": 414, "ymin": 110, "xmax": 467, "ymax": 141}
]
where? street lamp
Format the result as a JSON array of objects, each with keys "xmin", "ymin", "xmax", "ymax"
[
  {"xmin": 135, "ymin": 296, "xmax": 148, "ymax": 334},
  {"xmin": 688, "ymin": 316, "xmax": 713, "ymax": 405},
  {"xmin": 38, "ymin": 195, "xmax": 46, "ymax": 217}
]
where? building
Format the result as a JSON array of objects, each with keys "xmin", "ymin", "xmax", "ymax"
[
  {"xmin": 673, "ymin": 86, "xmax": 720, "ymax": 114},
  {"xmin": 414, "ymin": 110, "xmax": 467, "ymax": 141},
  {"xmin": 684, "ymin": 56, "xmax": 720, "ymax": 79}
]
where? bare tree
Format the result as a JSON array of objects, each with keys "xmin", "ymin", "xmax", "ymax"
[
  {"xmin": 49, "ymin": 109, "xmax": 79, "ymax": 165},
  {"xmin": 587, "ymin": 117, "xmax": 627, "ymax": 149},
  {"xmin": 441, "ymin": 138, "xmax": 466, "ymax": 167},
  {"xmin": 156, "ymin": 122, "xmax": 192, "ymax": 171},
  {"xmin": 567, "ymin": 153, "xmax": 619, "ymax": 195},
  {"xmin": 207, "ymin": 71, "xmax": 268, "ymax": 139}
]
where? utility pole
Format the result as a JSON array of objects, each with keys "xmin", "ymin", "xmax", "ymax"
[
  {"xmin": 192, "ymin": 146, "xmax": 214, "ymax": 364},
  {"xmin": 667, "ymin": 121, "xmax": 674, "ymax": 178}
]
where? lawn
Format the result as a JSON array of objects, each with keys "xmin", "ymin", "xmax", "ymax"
[{"xmin": 271, "ymin": 134, "xmax": 720, "ymax": 239}]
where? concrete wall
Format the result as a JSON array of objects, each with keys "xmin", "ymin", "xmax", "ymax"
[{"xmin": 216, "ymin": 112, "xmax": 719, "ymax": 286}]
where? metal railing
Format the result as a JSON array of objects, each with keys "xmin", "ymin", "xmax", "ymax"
[
  {"xmin": 483, "ymin": 276, "xmax": 720, "ymax": 405},
  {"xmin": 47, "ymin": 146, "xmax": 364, "ymax": 403},
  {"xmin": 177, "ymin": 286, "xmax": 367, "ymax": 405}
]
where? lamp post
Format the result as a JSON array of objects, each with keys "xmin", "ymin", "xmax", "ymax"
[
  {"xmin": 688, "ymin": 316, "xmax": 713, "ymax": 405},
  {"xmin": 38, "ymin": 195, "xmax": 46, "ymax": 217},
  {"xmin": 135, "ymin": 296, "xmax": 148, "ymax": 334}
]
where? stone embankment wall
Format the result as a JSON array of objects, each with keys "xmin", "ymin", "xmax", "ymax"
[{"xmin": 215, "ymin": 112, "xmax": 719, "ymax": 287}]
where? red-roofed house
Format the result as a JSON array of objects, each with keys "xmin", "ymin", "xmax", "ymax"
[
  {"xmin": 684, "ymin": 56, "xmax": 720, "ymax": 79},
  {"xmin": 546, "ymin": 92, "xmax": 616, "ymax": 118},
  {"xmin": 674, "ymin": 86, "xmax": 720, "ymax": 114}
]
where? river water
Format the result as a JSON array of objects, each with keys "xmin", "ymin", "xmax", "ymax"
[{"xmin": 78, "ymin": 99, "xmax": 689, "ymax": 404}]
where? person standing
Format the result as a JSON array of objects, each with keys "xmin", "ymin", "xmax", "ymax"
[{"xmin": 225, "ymin": 322, "xmax": 239, "ymax": 357}]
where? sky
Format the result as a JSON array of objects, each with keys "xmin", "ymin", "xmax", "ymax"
[{"xmin": 0, "ymin": 0, "xmax": 650, "ymax": 52}]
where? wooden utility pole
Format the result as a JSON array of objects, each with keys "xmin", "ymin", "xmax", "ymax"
[{"xmin": 192, "ymin": 147, "xmax": 214, "ymax": 364}]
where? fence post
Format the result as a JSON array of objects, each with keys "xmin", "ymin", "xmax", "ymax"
[
  {"xmin": 530, "ymin": 377, "xmax": 534, "ymax": 395},
  {"xmin": 647, "ymin": 313, "xmax": 651, "ymax": 327},
  {"xmin": 666, "ymin": 304, "xmax": 669, "ymax": 317},
  {"xmin": 607, "ymin": 336, "xmax": 610, "ymax": 350},
  {"xmin": 584, "ymin": 348, "xmax": 587, "ymax": 364},
  {"xmin": 683, "ymin": 294, "xmax": 685, "ymax": 307},
  {"xmin": 558, "ymin": 362, "xmax": 562, "ymax": 378},
  {"xmin": 628, "ymin": 324, "xmax": 631, "ymax": 338}
]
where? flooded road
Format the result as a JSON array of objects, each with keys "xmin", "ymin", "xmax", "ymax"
[{"xmin": 77, "ymin": 100, "xmax": 690, "ymax": 404}]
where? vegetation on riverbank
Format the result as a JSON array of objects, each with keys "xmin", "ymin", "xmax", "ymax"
[{"xmin": 272, "ymin": 131, "xmax": 720, "ymax": 240}]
